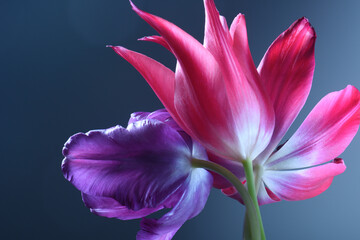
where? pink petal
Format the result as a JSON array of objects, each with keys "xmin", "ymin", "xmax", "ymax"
[
  {"xmin": 131, "ymin": 1, "xmax": 275, "ymax": 161},
  {"xmin": 256, "ymin": 18, "xmax": 316, "ymax": 163},
  {"xmin": 267, "ymin": 85, "xmax": 360, "ymax": 169},
  {"xmin": 263, "ymin": 158, "xmax": 346, "ymax": 201},
  {"xmin": 110, "ymin": 46, "xmax": 177, "ymax": 116},
  {"xmin": 130, "ymin": 2, "xmax": 239, "ymax": 158},
  {"xmin": 221, "ymin": 181, "xmax": 280, "ymax": 206},
  {"xmin": 229, "ymin": 13, "xmax": 260, "ymax": 92},
  {"xmin": 138, "ymin": 35, "xmax": 172, "ymax": 52},
  {"xmin": 257, "ymin": 181, "xmax": 281, "ymax": 205},
  {"xmin": 203, "ymin": 0, "xmax": 275, "ymax": 160}
]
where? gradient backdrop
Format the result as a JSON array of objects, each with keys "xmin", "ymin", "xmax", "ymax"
[{"xmin": 3, "ymin": 0, "xmax": 360, "ymax": 239}]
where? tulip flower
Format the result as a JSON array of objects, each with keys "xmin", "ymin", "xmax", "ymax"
[
  {"xmin": 111, "ymin": 0, "xmax": 360, "ymax": 206},
  {"xmin": 63, "ymin": 0, "xmax": 360, "ymax": 239},
  {"xmin": 110, "ymin": 0, "xmax": 360, "ymax": 238},
  {"xmin": 62, "ymin": 109, "xmax": 213, "ymax": 239}
]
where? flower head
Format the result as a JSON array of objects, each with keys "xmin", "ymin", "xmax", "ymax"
[
  {"xmin": 111, "ymin": 0, "xmax": 275, "ymax": 162},
  {"xmin": 110, "ymin": 0, "xmax": 360, "ymax": 205},
  {"xmin": 62, "ymin": 109, "xmax": 212, "ymax": 239}
]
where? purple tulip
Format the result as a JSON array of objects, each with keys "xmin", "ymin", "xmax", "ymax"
[{"xmin": 62, "ymin": 109, "xmax": 213, "ymax": 239}]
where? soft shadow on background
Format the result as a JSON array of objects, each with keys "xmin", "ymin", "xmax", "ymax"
[{"xmin": 2, "ymin": 0, "xmax": 360, "ymax": 239}]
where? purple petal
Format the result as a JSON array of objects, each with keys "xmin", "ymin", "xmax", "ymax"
[
  {"xmin": 128, "ymin": 112, "xmax": 151, "ymax": 125},
  {"xmin": 82, "ymin": 193, "xmax": 162, "ymax": 220},
  {"xmin": 137, "ymin": 168, "xmax": 213, "ymax": 240},
  {"xmin": 129, "ymin": 109, "xmax": 182, "ymax": 132},
  {"xmin": 62, "ymin": 119, "xmax": 192, "ymax": 210}
]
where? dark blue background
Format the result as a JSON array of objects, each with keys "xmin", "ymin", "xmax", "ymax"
[{"xmin": 2, "ymin": 0, "xmax": 360, "ymax": 239}]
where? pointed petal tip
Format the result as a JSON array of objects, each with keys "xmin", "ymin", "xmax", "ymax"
[
  {"xmin": 343, "ymin": 85, "xmax": 360, "ymax": 105},
  {"xmin": 294, "ymin": 17, "xmax": 317, "ymax": 39},
  {"xmin": 333, "ymin": 157, "xmax": 345, "ymax": 166},
  {"xmin": 137, "ymin": 36, "xmax": 160, "ymax": 42},
  {"xmin": 129, "ymin": 0, "xmax": 136, "ymax": 9},
  {"xmin": 346, "ymin": 84, "xmax": 360, "ymax": 93},
  {"xmin": 129, "ymin": 0, "xmax": 143, "ymax": 16},
  {"xmin": 109, "ymin": 45, "xmax": 130, "ymax": 57},
  {"xmin": 137, "ymin": 37, "xmax": 147, "ymax": 41},
  {"xmin": 234, "ymin": 13, "xmax": 245, "ymax": 20}
]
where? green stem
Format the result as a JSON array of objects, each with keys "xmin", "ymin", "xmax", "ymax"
[
  {"xmin": 243, "ymin": 210, "xmax": 251, "ymax": 240},
  {"xmin": 243, "ymin": 160, "xmax": 266, "ymax": 240},
  {"xmin": 191, "ymin": 159, "xmax": 261, "ymax": 240}
]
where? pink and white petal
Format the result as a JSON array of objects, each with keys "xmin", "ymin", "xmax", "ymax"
[
  {"xmin": 229, "ymin": 13, "xmax": 260, "ymax": 91},
  {"xmin": 130, "ymin": 2, "xmax": 243, "ymax": 160},
  {"xmin": 263, "ymin": 158, "xmax": 346, "ymax": 201},
  {"xmin": 81, "ymin": 193, "xmax": 162, "ymax": 220},
  {"xmin": 256, "ymin": 18, "xmax": 316, "ymax": 163},
  {"xmin": 203, "ymin": 0, "xmax": 275, "ymax": 160},
  {"xmin": 110, "ymin": 46, "xmax": 177, "ymax": 116},
  {"xmin": 221, "ymin": 181, "xmax": 279, "ymax": 206},
  {"xmin": 137, "ymin": 168, "xmax": 212, "ymax": 240},
  {"xmin": 267, "ymin": 85, "xmax": 360, "ymax": 169},
  {"xmin": 257, "ymin": 181, "xmax": 281, "ymax": 205},
  {"xmin": 217, "ymin": 182, "xmax": 280, "ymax": 207},
  {"xmin": 174, "ymin": 62, "xmax": 241, "ymax": 160}
]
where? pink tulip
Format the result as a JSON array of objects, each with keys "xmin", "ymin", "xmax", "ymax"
[{"xmin": 110, "ymin": 0, "xmax": 360, "ymax": 204}]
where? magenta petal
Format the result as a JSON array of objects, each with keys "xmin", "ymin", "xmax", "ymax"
[
  {"xmin": 257, "ymin": 181, "xmax": 281, "ymax": 205},
  {"xmin": 62, "ymin": 119, "xmax": 191, "ymax": 210},
  {"xmin": 202, "ymin": 0, "xmax": 275, "ymax": 160},
  {"xmin": 229, "ymin": 13, "xmax": 259, "ymax": 86},
  {"xmin": 130, "ymin": 2, "xmax": 234, "ymax": 157},
  {"xmin": 263, "ymin": 158, "xmax": 346, "ymax": 201},
  {"xmin": 138, "ymin": 35, "xmax": 172, "ymax": 52},
  {"xmin": 256, "ymin": 18, "xmax": 316, "ymax": 163},
  {"xmin": 137, "ymin": 168, "xmax": 212, "ymax": 240},
  {"xmin": 221, "ymin": 181, "xmax": 280, "ymax": 206},
  {"xmin": 110, "ymin": 46, "xmax": 177, "ymax": 116},
  {"xmin": 267, "ymin": 85, "xmax": 360, "ymax": 169},
  {"xmin": 131, "ymin": 1, "xmax": 274, "ymax": 161},
  {"xmin": 82, "ymin": 193, "xmax": 162, "ymax": 220}
]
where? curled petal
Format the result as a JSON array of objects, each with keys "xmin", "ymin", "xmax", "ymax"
[
  {"xmin": 129, "ymin": 109, "xmax": 182, "ymax": 131},
  {"xmin": 257, "ymin": 181, "xmax": 281, "ymax": 205},
  {"xmin": 263, "ymin": 158, "xmax": 346, "ymax": 201},
  {"xmin": 256, "ymin": 18, "xmax": 316, "ymax": 163},
  {"xmin": 266, "ymin": 85, "xmax": 360, "ymax": 169},
  {"xmin": 62, "ymin": 119, "xmax": 191, "ymax": 210},
  {"xmin": 138, "ymin": 35, "xmax": 172, "ymax": 52},
  {"xmin": 128, "ymin": 111, "xmax": 151, "ymax": 125},
  {"xmin": 221, "ymin": 181, "xmax": 280, "ymax": 206},
  {"xmin": 129, "ymin": 109, "xmax": 192, "ymax": 150},
  {"xmin": 82, "ymin": 193, "xmax": 162, "ymax": 220},
  {"xmin": 137, "ymin": 168, "xmax": 212, "ymax": 240}
]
